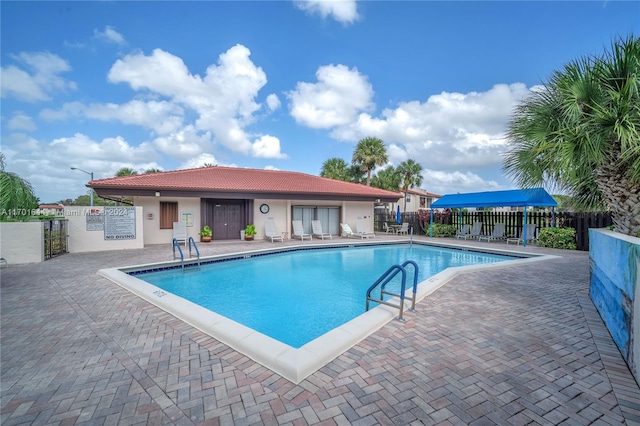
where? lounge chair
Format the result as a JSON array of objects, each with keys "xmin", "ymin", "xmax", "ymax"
[
  {"xmin": 458, "ymin": 221, "xmax": 482, "ymax": 240},
  {"xmin": 292, "ymin": 220, "xmax": 312, "ymax": 241},
  {"xmin": 396, "ymin": 222, "xmax": 409, "ymax": 235},
  {"xmin": 356, "ymin": 219, "xmax": 376, "ymax": 238},
  {"xmin": 506, "ymin": 225, "xmax": 537, "ymax": 245},
  {"xmin": 311, "ymin": 220, "xmax": 332, "ymax": 239},
  {"xmin": 340, "ymin": 223, "xmax": 370, "ymax": 239},
  {"xmin": 383, "ymin": 223, "xmax": 395, "ymax": 234},
  {"xmin": 478, "ymin": 223, "xmax": 506, "ymax": 242},
  {"xmin": 173, "ymin": 222, "xmax": 187, "ymax": 246},
  {"xmin": 455, "ymin": 224, "xmax": 471, "ymax": 239},
  {"xmin": 265, "ymin": 220, "xmax": 284, "ymax": 242}
]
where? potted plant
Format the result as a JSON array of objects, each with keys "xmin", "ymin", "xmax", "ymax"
[
  {"xmin": 244, "ymin": 224, "xmax": 256, "ymax": 241},
  {"xmin": 199, "ymin": 225, "xmax": 212, "ymax": 242}
]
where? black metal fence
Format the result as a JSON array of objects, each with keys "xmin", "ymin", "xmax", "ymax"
[
  {"xmin": 44, "ymin": 219, "xmax": 68, "ymax": 260},
  {"xmin": 374, "ymin": 210, "xmax": 612, "ymax": 251}
]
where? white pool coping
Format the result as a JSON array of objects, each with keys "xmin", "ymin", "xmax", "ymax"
[{"xmin": 98, "ymin": 242, "xmax": 560, "ymax": 383}]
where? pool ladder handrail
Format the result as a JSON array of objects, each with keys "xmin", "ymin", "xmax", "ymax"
[
  {"xmin": 188, "ymin": 237, "xmax": 201, "ymax": 268},
  {"xmin": 365, "ymin": 260, "xmax": 419, "ymax": 321},
  {"xmin": 172, "ymin": 238, "xmax": 201, "ymax": 271}
]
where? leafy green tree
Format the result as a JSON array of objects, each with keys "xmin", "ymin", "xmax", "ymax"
[
  {"xmin": 144, "ymin": 168, "xmax": 162, "ymax": 174},
  {"xmin": 0, "ymin": 153, "xmax": 38, "ymax": 221},
  {"xmin": 397, "ymin": 159, "xmax": 424, "ymax": 212},
  {"xmin": 320, "ymin": 158, "xmax": 350, "ymax": 181},
  {"xmin": 352, "ymin": 137, "xmax": 388, "ymax": 186},
  {"xmin": 504, "ymin": 35, "xmax": 640, "ymax": 236},
  {"xmin": 371, "ymin": 165, "xmax": 401, "ymax": 191},
  {"xmin": 115, "ymin": 167, "xmax": 138, "ymax": 177}
]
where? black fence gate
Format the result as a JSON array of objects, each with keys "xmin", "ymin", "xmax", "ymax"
[{"xmin": 44, "ymin": 219, "xmax": 68, "ymax": 260}]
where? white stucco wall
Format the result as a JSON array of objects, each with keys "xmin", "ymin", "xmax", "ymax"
[
  {"xmin": 0, "ymin": 222, "xmax": 44, "ymax": 264},
  {"xmin": 254, "ymin": 200, "xmax": 290, "ymax": 240},
  {"xmin": 133, "ymin": 196, "xmax": 201, "ymax": 246},
  {"xmin": 342, "ymin": 201, "xmax": 375, "ymax": 232},
  {"xmin": 66, "ymin": 206, "xmax": 144, "ymax": 252}
]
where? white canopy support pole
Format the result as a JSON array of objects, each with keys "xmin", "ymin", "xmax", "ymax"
[
  {"xmin": 429, "ymin": 209, "xmax": 434, "ymax": 237},
  {"xmin": 523, "ymin": 207, "xmax": 528, "ymax": 247}
]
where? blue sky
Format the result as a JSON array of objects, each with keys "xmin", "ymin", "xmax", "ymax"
[{"xmin": 1, "ymin": 1, "xmax": 638, "ymax": 203}]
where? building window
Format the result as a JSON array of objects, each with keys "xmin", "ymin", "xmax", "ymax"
[
  {"xmin": 405, "ymin": 194, "xmax": 411, "ymax": 203},
  {"xmin": 160, "ymin": 202, "xmax": 178, "ymax": 229},
  {"xmin": 420, "ymin": 197, "xmax": 426, "ymax": 208}
]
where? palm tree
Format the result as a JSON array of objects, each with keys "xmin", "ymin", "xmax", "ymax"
[
  {"xmin": 115, "ymin": 167, "xmax": 138, "ymax": 177},
  {"xmin": 144, "ymin": 168, "xmax": 162, "ymax": 174},
  {"xmin": 352, "ymin": 137, "xmax": 388, "ymax": 186},
  {"xmin": 504, "ymin": 35, "xmax": 640, "ymax": 236},
  {"xmin": 320, "ymin": 158, "xmax": 350, "ymax": 181},
  {"xmin": 348, "ymin": 164, "xmax": 366, "ymax": 184},
  {"xmin": 0, "ymin": 153, "xmax": 38, "ymax": 221},
  {"xmin": 371, "ymin": 165, "xmax": 401, "ymax": 191},
  {"xmin": 397, "ymin": 159, "xmax": 424, "ymax": 212}
]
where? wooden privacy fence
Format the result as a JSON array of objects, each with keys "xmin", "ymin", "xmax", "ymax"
[{"xmin": 374, "ymin": 211, "xmax": 612, "ymax": 251}]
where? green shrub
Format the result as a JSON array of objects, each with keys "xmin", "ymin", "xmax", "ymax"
[
  {"xmin": 430, "ymin": 224, "xmax": 457, "ymax": 238},
  {"xmin": 538, "ymin": 227, "xmax": 577, "ymax": 250}
]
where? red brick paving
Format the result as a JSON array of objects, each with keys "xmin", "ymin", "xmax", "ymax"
[{"xmin": 2, "ymin": 238, "xmax": 639, "ymax": 425}]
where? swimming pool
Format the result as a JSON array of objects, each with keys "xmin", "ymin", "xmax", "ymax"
[
  {"xmin": 99, "ymin": 241, "xmax": 557, "ymax": 383},
  {"xmin": 135, "ymin": 244, "xmax": 513, "ymax": 348}
]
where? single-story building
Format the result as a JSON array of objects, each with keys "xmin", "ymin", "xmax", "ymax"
[{"xmin": 88, "ymin": 166, "xmax": 401, "ymax": 244}]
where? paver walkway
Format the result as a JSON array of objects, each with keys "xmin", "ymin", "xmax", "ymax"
[{"xmin": 1, "ymin": 237, "xmax": 639, "ymax": 425}]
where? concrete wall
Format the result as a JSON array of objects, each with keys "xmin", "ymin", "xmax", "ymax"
[
  {"xmin": 66, "ymin": 206, "xmax": 144, "ymax": 252},
  {"xmin": 133, "ymin": 197, "xmax": 201, "ymax": 246},
  {"xmin": 0, "ymin": 222, "xmax": 44, "ymax": 264},
  {"xmin": 589, "ymin": 229, "xmax": 639, "ymax": 383}
]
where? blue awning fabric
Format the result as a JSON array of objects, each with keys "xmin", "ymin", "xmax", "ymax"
[{"xmin": 431, "ymin": 188, "xmax": 557, "ymax": 209}]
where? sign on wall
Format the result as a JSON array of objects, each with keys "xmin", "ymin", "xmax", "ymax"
[
  {"xmin": 104, "ymin": 207, "xmax": 136, "ymax": 240},
  {"xmin": 181, "ymin": 212, "xmax": 193, "ymax": 227},
  {"xmin": 86, "ymin": 209, "xmax": 104, "ymax": 231}
]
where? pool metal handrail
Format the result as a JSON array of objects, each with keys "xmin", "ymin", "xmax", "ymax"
[
  {"xmin": 188, "ymin": 237, "xmax": 201, "ymax": 268},
  {"xmin": 365, "ymin": 260, "xmax": 420, "ymax": 320},
  {"xmin": 172, "ymin": 238, "xmax": 185, "ymax": 271}
]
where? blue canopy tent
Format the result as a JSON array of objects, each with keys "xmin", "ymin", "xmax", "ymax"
[{"xmin": 429, "ymin": 188, "xmax": 557, "ymax": 247}]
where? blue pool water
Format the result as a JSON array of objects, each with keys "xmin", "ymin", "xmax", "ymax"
[{"xmin": 137, "ymin": 244, "xmax": 515, "ymax": 348}]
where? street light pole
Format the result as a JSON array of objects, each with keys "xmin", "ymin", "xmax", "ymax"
[{"xmin": 70, "ymin": 167, "xmax": 94, "ymax": 206}]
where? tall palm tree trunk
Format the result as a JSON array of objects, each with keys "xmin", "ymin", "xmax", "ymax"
[{"xmin": 596, "ymin": 166, "xmax": 640, "ymax": 236}]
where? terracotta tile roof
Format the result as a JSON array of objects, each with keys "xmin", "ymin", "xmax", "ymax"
[
  {"xmin": 405, "ymin": 187, "xmax": 441, "ymax": 198},
  {"xmin": 89, "ymin": 166, "xmax": 402, "ymax": 201}
]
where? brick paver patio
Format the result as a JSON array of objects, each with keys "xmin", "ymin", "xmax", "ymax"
[{"xmin": 2, "ymin": 237, "xmax": 639, "ymax": 425}]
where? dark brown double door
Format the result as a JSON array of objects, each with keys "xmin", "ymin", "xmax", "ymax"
[{"xmin": 201, "ymin": 199, "xmax": 251, "ymax": 240}]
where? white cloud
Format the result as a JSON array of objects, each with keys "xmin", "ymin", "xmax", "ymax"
[
  {"xmin": 2, "ymin": 132, "xmax": 163, "ymax": 202},
  {"xmin": 153, "ymin": 126, "xmax": 213, "ymax": 160},
  {"xmin": 293, "ymin": 0, "xmax": 359, "ymax": 24},
  {"xmin": 0, "ymin": 52, "xmax": 76, "ymax": 102},
  {"xmin": 94, "ymin": 26, "xmax": 126, "ymax": 45},
  {"xmin": 40, "ymin": 100, "xmax": 184, "ymax": 134},
  {"xmin": 421, "ymin": 169, "xmax": 501, "ymax": 196},
  {"xmin": 288, "ymin": 64, "xmax": 374, "ymax": 128},
  {"xmin": 107, "ymin": 44, "xmax": 277, "ymax": 155},
  {"xmin": 331, "ymin": 83, "xmax": 530, "ymax": 177},
  {"xmin": 266, "ymin": 93, "xmax": 281, "ymax": 111},
  {"xmin": 252, "ymin": 135, "xmax": 288, "ymax": 159},
  {"xmin": 7, "ymin": 113, "xmax": 37, "ymax": 132},
  {"xmin": 179, "ymin": 153, "xmax": 220, "ymax": 169},
  {"xmin": 264, "ymin": 165, "xmax": 280, "ymax": 171},
  {"xmin": 50, "ymin": 133, "xmax": 158, "ymax": 163}
]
